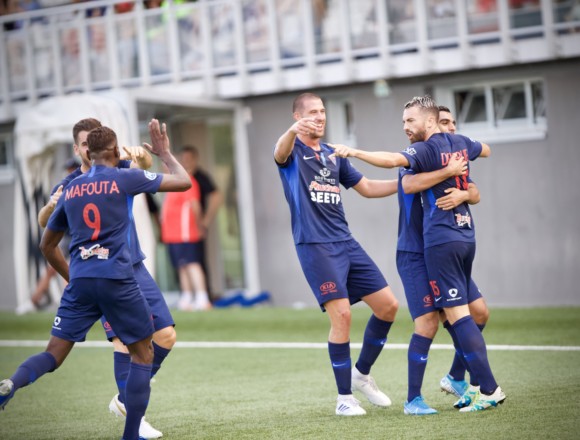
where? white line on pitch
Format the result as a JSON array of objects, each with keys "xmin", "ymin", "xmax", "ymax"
[{"xmin": 0, "ymin": 340, "xmax": 579, "ymax": 351}]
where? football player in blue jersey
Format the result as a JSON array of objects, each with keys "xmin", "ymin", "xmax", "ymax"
[
  {"xmin": 436, "ymin": 105, "xmax": 491, "ymax": 405},
  {"xmin": 330, "ymin": 96, "xmax": 505, "ymax": 413},
  {"xmin": 0, "ymin": 120, "xmax": 191, "ymax": 440},
  {"xmin": 37, "ymin": 118, "xmax": 174, "ymax": 439},
  {"xmin": 275, "ymin": 92, "xmax": 399, "ymax": 416}
]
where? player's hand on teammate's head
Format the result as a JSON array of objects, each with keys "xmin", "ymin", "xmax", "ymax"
[
  {"xmin": 327, "ymin": 143, "xmax": 353, "ymax": 158},
  {"xmin": 446, "ymin": 153, "xmax": 467, "ymax": 176}
]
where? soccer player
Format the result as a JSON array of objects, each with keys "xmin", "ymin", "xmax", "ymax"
[
  {"xmin": 0, "ymin": 120, "xmax": 191, "ymax": 440},
  {"xmin": 330, "ymin": 96, "xmax": 505, "ymax": 412},
  {"xmin": 275, "ymin": 92, "xmax": 399, "ymax": 416},
  {"xmin": 330, "ymin": 131, "xmax": 481, "ymax": 414},
  {"xmin": 37, "ymin": 118, "xmax": 173, "ymax": 438},
  {"xmin": 437, "ymin": 105, "xmax": 491, "ymax": 405}
]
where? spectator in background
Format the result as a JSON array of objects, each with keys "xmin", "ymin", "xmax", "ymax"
[
  {"xmin": 185, "ymin": 145, "xmax": 222, "ymax": 303},
  {"xmin": 161, "ymin": 146, "xmax": 212, "ymax": 311},
  {"xmin": 16, "ymin": 158, "xmax": 79, "ymax": 315}
]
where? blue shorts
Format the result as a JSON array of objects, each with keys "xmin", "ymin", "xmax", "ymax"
[
  {"xmin": 397, "ymin": 250, "xmax": 483, "ymax": 320},
  {"xmin": 424, "ymin": 241, "xmax": 475, "ymax": 309},
  {"xmin": 51, "ymin": 277, "xmax": 154, "ymax": 346},
  {"xmin": 295, "ymin": 239, "xmax": 388, "ymax": 312},
  {"xmin": 101, "ymin": 261, "xmax": 175, "ymax": 341},
  {"xmin": 167, "ymin": 242, "xmax": 203, "ymax": 268},
  {"xmin": 397, "ymin": 251, "xmax": 435, "ymax": 320}
]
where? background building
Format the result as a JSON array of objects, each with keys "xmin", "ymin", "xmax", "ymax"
[{"xmin": 0, "ymin": 0, "xmax": 578, "ymax": 310}]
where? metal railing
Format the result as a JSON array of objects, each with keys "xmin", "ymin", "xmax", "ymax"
[{"xmin": 1, "ymin": 0, "xmax": 579, "ymax": 118}]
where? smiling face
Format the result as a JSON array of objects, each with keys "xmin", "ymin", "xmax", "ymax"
[
  {"xmin": 439, "ymin": 110, "xmax": 457, "ymax": 134},
  {"xmin": 294, "ymin": 97, "xmax": 326, "ymax": 140}
]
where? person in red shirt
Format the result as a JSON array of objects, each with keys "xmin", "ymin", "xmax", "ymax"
[{"xmin": 161, "ymin": 146, "xmax": 211, "ymax": 311}]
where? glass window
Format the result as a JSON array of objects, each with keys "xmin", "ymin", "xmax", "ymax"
[
  {"xmin": 466, "ymin": 0, "xmax": 499, "ymax": 34},
  {"xmin": 243, "ymin": 0, "xmax": 270, "ymax": 63},
  {"xmin": 509, "ymin": 0, "xmax": 542, "ymax": 29},
  {"xmin": 388, "ymin": 0, "xmax": 417, "ymax": 45},
  {"xmin": 348, "ymin": 0, "xmax": 378, "ymax": 50},
  {"xmin": 276, "ymin": 0, "xmax": 304, "ymax": 58},
  {"xmin": 493, "ymin": 83, "xmax": 526, "ymax": 122},
  {"xmin": 210, "ymin": 2, "xmax": 236, "ymax": 68},
  {"xmin": 427, "ymin": 0, "xmax": 458, "ymax": 40},
  {"xmin": 531, "ymin": 80, "xmax": 546, "ymax": 121},
  {"xmin": 455, "ymin": 88, "xmax": 487, "ymax": 124},
  {"xmin": 450, "ymin": 79, "xmax": 546, "ymax": 141}
]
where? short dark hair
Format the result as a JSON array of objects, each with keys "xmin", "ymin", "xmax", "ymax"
[
  {"xmin": 438, "ymin": 105, "xmax": 451, "ymax": 113},
  {"xmin": 293, "ymin": 92, "xmax": 322, "ymax": 113},
  {"xmin": 72, "ymin": 118, "xmax": 102, "ymax": 144},
  {"xmin": 180, "ymin": 145, "xmax": 199, "ymax": 157},
  {"xmin": 86, "ymin": 126, "xmax": 117, "ymax": 155},
  {"xmin": 404, "ymin": 95, "xmax": 439, "ymax": 121}
]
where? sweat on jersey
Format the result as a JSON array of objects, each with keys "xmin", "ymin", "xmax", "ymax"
[
  {"xmin": 400, "ymin": 133, "xmax": 482, "ymax": 249},
  {"xmin": 47, "ymin": 165, "xmax": 162, "ymax": 280},
  {"xmin": 276, "ymin": 137, "xmax": 363, "ymax": 245}
]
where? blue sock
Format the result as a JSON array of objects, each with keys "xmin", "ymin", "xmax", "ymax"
[
  {"xmin": 447, "ymin": 322, "xmax": 486, "ymax": 382},
  {"xmin": 151, "ymin": 342, "xmax": 171, "ymax": 378},
  {"xmin": 444, "ymin": 320, "xmax": 472, "ymax": 382},
  {"xmin": 328, "ymin": 341, "xmax": 351, "ymax": 395},
  {"xmin": 113, "ymin": 351, "xmax": 131, "ymax": 404},
  {"xmin": 10, "ymin": 352, "xmax": 57, "ymax": 390},
  {"xmin": 122, "ymin": 362, "xmax": 152, "ymax": 440},
  {"xmin": 355, "ymin": 315, "xmax": 392, "ymax": 375},
  {"xmin": 407, "ymin": 333, "xmax": 432, "ymax": 402},
  {"xmin": 452, "ymin": 316, "xmax": 497, "ymax": 395}
]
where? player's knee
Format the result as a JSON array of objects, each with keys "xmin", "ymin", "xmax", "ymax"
[
  {"xmin": 469, "ymin": 301, "xmax": 490, "ymax": 325},
  {"xmin": 414, "ymin": 317, "xmax": 438, "ymax": 339},
  {"xmin": 378, "ymin": 297, "xmax": 399, "ymax": 321},
  {"xmin": 153, "ymin": 326, "xmax": 177, "ymax": 349}
]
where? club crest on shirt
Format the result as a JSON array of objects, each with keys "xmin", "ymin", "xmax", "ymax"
[
  {"xmin": 79, "ymin": 243, "xmax": 110, "ymax": 260},
  {"xmin": 454, "ymin": 211, "xmax": 472, "ymax": 228},
  {"xmin": 144, "ymin": 170, "xmax": 157, "ymax": 180}
]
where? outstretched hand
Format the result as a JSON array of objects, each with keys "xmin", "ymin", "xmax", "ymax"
[
  {"xmin": 291, "ymin": 117, "xmax": 322, "ymax": 137},
  {"xmin": 143, "ymin": 119, "xmax": 170, "ymax": 157},
  {"xmin": 327, "ymin": 143, "xmax": 354, "ymax": 158}
]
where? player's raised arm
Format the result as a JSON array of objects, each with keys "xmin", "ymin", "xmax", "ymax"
[
  {"xmin": 353, "ymin": 177, "xmax": 398, "ymax": 198},
  {"xmin": 480, "ymin": 142, "xmax": 491, "ymax": 158},
  {"xmin": 143, "ymin": 119, "xmax": 191, "ymax": 192},
  {"xmin": 328, "ymin": 143, "xmax": 409, "ymax": 169},
  {"xmin": 274, "ymin": 117, "xmax": 320, "ymax": 165}
]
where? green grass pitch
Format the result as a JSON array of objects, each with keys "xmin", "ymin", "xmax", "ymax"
[{"xmin": 0, "ymin": 307, "xmax": 579, "ymax": 439}]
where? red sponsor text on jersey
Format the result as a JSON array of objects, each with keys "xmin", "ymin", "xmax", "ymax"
[
  {"xmin": 65, "ymin": 181, "xmax": 120, "ymax": 200},
  {"xmin": 440, "ymin": 149, "xmax": 468, "ymax": 166}
]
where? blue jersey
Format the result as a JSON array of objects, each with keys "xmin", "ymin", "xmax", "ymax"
[
  {"xmin": 396, "ymin": 167, "xmax": 424, "ymax": 253},
  {"xmin": 276, "ymin": 138, "xmax": 363, "ymax": 244},
  {"xmin": 400, "ymin": 133, "xmax": 482, "ymax": 248},
  {"xmin": 50, "ymin": 160, "xmax": 146, "ymax": 264},
  {"xmin": 47, "ymin": 165, "xmax": 162, "ymax": 280}
]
